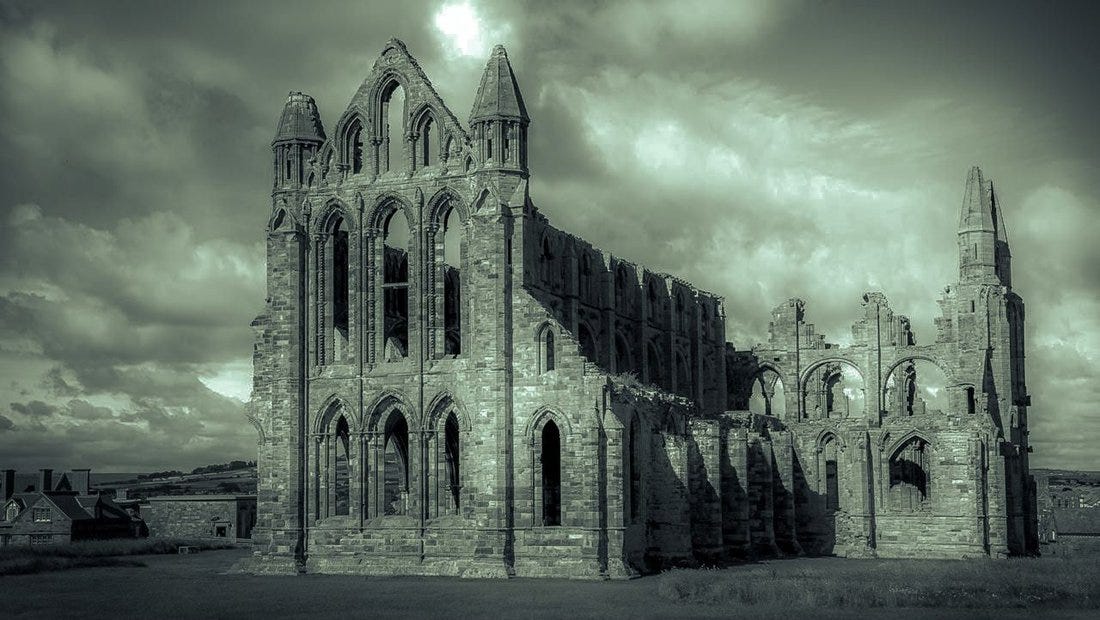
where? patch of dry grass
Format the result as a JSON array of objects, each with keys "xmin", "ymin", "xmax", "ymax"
[
  {"xmin": 0, "ymin": 538, "xmax": 237, "ymax": 576},
  {"xmin": 657, "ymin": 557, "xmax": 1100, "ymax": 610}
]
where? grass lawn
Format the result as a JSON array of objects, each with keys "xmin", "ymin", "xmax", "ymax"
[
  {"xmin": 0, "ymin": 538, "xmax": 237, "ymax": 575},
  {"xmin": 1, "ymin": 549, "xmax": 1097, "ymax": 619}
]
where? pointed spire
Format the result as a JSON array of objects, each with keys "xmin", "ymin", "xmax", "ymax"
[
  {"xmin": 273, "ymin": 91, "xmax": 326, "ymax": 144},
  {"xmin": 988, "ymin": 180, "xmax": 1009, "ymax": 244},
  {"xmin": 958, "ymin": 165, "xmax": 996, "ymax": 233},
  {"xmin": 470, "ymin": 45, "xmax": 529, "ymax": 123}
]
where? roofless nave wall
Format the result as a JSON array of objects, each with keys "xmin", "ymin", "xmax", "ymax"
[{"xmin": 243, "ymin": 39, "xmax": 1037, "ymax": 577}]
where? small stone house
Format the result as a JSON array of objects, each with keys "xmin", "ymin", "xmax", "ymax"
[
  {"xmin": 143, "ymin": 495, "xmax": 257, "ymax": 541},
  {"xmin": 0, "ymin": 468, "xmax": 133, "ymax": 545}
]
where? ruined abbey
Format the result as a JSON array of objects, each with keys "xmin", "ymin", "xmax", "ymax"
[{"xmin": 245, "ymin": 40, "xmax": 1038, "ymax": 577}]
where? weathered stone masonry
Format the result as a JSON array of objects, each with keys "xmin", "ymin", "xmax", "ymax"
[{"xmin": 245, "ymin": 39, "xmax": 1037, "ymax": 577}]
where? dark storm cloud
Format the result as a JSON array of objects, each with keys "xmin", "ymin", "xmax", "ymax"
[{"xmin": 0, "ymin": 0, "xmax": 1097, "ymax": 470}]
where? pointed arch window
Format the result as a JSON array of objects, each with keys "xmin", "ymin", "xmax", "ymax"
[
  {"xmin": 345, "ymin": 119, "xmax": 364, "ymax": 174},
  {"xmin": 889, "ymin": 437, "xmax": 931, "ymax": 512},
  {"xmin": 675, "ymin": 352, "xmax": 691, "ymax": 398},
  {"xmin": 540, "ymin": 236, "xmax": 554, "ymax": 283},
  {"xmin": 615, "ymin": 266, "xmax": 629, "ymax": 306},
  {"xmin": 420, "ymin": 116, "xmax": 436, "ymax": 167},
  {"xmin": 383, "ymin": 209, "xmax": 410, "ymax": 360},
  {"xmin": 333, "ymin": 416, "xmax": 351, "ymax": 516},
  {"xmin": 383, "ymin": 413, "xmax": 410, "ymax": 516},
  {"xmin": 822, "ymin": 435, "xmax": 839, "ymax": 512},
  {"xmin": 647, "ymin": 281, "xmax": 661, "ymax": 326},
  {"xmin": 578, "ymin": 323, "xmax": 597, "ymax": 362},
  {"xmin": 578, "ymin": 253, "xmax": 592, "ymax": 300},
  {"xmin": 614, "ymin": 332, "xmax": 632, "ymax": 375},
  {"xmin": 676, "ymin": 293, "xmax": 687, "ymax": 333},
  {"xmin": 441, "ymin": 205, "xmax": 463, "ymax": 356},
  {"xmin": 382, "ymin": 82, "xmax": 406, "ymax": 173},
  {"xmin": 541, "ymin": 420, "xmax": 562, "ymax": 526},
  {"xmin": 321, "ymin": 214, "xmax": 350, "ymax": 364},
  {"xmin": 539, "ymin": 326, "xmax": 555, "ymax": 373},
  {"xmin": 646, "ymin": 340, "xmax": 662, "ymax": 388},
  {"xmin": 444, "ymin": 413, "xmax": 461, "ymax": 513},
  {"xmin": 315, "ymin": 406, "xmax": 353, "ymax": 520}
]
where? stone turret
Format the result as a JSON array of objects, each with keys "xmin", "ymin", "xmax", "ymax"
[
  {"xmin": 470, "ymin": 45, "xmax": 529, "ymax": 175},
  {"xmin": 272, "ymin": 91, "xmax": 326, "ymax": 192},
  {"xmin": 957, "ymin": 165, "xmax": 1011, "ymax": 287}
]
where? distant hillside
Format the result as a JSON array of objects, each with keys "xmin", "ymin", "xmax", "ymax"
[
  {"xmin": 91, "ymin": 463, "xmax": 257, "ymax": 499},
  {"xmin": 1033, "ymin": 468, "xmax": 1100, "ymax": 511}
]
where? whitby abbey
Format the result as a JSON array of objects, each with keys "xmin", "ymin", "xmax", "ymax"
[{"xmin": 245, "ymin": 40, "xmax": 1038, "ymax": 577}]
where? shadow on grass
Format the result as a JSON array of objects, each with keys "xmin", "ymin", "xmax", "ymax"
[{"xmin": 656, "ymin": 556, "xmax": 1100, "ymax": 610}]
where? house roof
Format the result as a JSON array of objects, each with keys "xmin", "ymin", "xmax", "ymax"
[
  {"xmin": 1053, "ymin": 508, "xmax": 1100, "ymax": 535},
  {"xmin": 41, "ymin": 493, "xmax": 95, "ymax": 521}
]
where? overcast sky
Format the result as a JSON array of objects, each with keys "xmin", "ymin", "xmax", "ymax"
[{"xmin": 0, "ymin": 0, "xmax": 1097, "ymax": 472}]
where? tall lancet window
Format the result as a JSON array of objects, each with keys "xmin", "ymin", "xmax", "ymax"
[
  {"xmin": 346, "ymin": 119, "xmax": 364, "ymax": 174},
  {"xmin": 383, "ymin": 83, "xmax": 406, "ymax": 173},
  {"xmin": 444, "ymin": 413, "xmax": 460, "ymax": 513},
  {"xmin": 442, "ymin": 205, "xmax": 463, "ymax": 355},
  {"xmin": 421, "ymin": 116, "xmax": 436, "ymax": 167},
  {"xmin": 333, "ymin": 415, "xmax": 351, "ymax": 516},
  {"xmin": 383, "ymin": 413, "xmax": 410, "ymax": 516},
  {"xmin": 323, "ymin": 215, "xmax": 350, "ymax": 363},
  {"xmin": 541, "ymin": 421, "xmax": 561, "ymax": 526},
  {"xmin": 383, "ymin": 210, "xmax": 410, "ymax": 361}
]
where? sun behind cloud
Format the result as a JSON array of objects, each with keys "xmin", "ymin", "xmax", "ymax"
[{"xmin": 433, "ymin": 1, "xmax": 511, "ymax": 58}]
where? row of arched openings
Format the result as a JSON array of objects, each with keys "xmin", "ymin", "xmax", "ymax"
[
  {"xmin": 815, "ymin": 433, "xmax": 932, "ymax": 515},
  {"xmin": 536, "ymin": 322, "xmax": 693, "ymax": 397},
  {"xmin": 318, "ymin": 197, "xmax": 463, "ymax": 364},
  {"xmin": 318, "ymin": 404, "xmax": 461, "ymax": 519},
  {"xmin": 746, "ymin": 358, "xmax": 971, "ymax": 420},
  {"xmin": 340, "ymin": 82, "xmax": 453, "ymax": 178}
]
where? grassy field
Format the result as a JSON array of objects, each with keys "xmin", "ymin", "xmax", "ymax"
[
  {"xmin": 0, "ymin": 538, "xmax": 237, "ymax": 576},
  {"xmin": 1, "ymin": 549, "xmax": 1097, "ymax": 619},
  {"xmin": 658, "ymin": 556, "xmax": 1099, "ymax": 610}
]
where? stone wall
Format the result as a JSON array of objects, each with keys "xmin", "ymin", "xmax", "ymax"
[{"xmin": 145, "ymin": 496, "xmax": 256, "ymax": 541}]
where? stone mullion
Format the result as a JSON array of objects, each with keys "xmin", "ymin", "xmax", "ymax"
[
  {"xmin": 530, "ymin": 436, "xmax": 541, "ymax": 527},
  {"xmin": 370, "ymin": 432, "xmax": 383, "ymax": 518},
  {"xmin": 312, "ymin": 235, "xmax": 324, "ymax": 366},
  {"xmin": 348, "ymin": 431, "xmax": 363, "ymax": 521},
  {"xmin": 460, "ymin": 220, "xmax": 472, "ymax": 357},
  {"xmin": 311, "ymin": 435, "xmax": 322, "ymax": 523},
  {"xmin": 364, "ymin": 229, "xmax": 378, "ymax": 366},
  {"xmin": 370, "ymin": 138, "xmax": 381, "ymax": 179},
  {"xmin": 424, "ymin": 430, "xmax": 435, "ymax": 518}
]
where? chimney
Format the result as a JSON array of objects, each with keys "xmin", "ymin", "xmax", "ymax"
[
  {"xmin": 40, "ymin": 468, "xmax": 53, "ymax": 492},
  {"xmin": 70, "ymin": 468, "xmax": 91, "ymax": 495},
  {"xmin": 2, "ymin": 469, "xmax": 14, "ymax": 502}
]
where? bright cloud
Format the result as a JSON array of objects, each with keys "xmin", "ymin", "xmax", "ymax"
[{"xmin": 433, "ymin": 1, "xmax": 511, "ymax": 58}]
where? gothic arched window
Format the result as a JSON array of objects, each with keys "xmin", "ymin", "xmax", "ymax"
[
  {"xmin": 383, "ymin": 209, "xmax": 410, "ymax": 360},
  {"xmin": 541, "ymin": 420, "xmax": 561, "ymax": 526}
]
